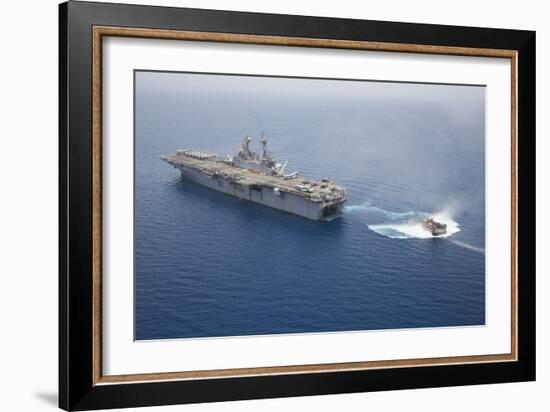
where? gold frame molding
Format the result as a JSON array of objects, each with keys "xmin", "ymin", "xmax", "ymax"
[{"xmin": 92, "ymin": 26, "xmax": 518, "ymax": 386}]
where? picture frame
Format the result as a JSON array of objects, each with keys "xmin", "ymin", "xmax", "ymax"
[{"xmin": 59, "ymin": 1, "xmax": 536, "ymax": 410}]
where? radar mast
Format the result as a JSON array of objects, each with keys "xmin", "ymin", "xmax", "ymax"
[{"xmin": 260, "ymin": 132, "xmax": 270, "ymax": 160}]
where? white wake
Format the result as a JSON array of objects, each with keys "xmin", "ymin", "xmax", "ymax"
[
  {"xmin": 448, "ymin": 239, "xmax": 485, "ymax": 254},
  {"xmin": 369, "ymin": 211, "xmax": 461, "ymax": 239},
  {"xmin": 345, "ymin": 201, "xmax": 485, "ymax": 253},
  {"xmin": 345, "ymin": 202, "xmax": 460, "ymax": 239}
]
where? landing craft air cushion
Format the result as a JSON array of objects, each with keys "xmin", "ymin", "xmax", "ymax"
[
  {"xmin": 421, "ymin": 218, "xmax": 448, "ymax": 236},
  {"xmin": 161, "ymin": 135, "xmax": 348, "ymax": 221}
]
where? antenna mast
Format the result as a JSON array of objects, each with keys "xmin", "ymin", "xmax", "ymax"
[{"xmin": 260, "ymin": 131, "xmax": 269, "ymax": 158}]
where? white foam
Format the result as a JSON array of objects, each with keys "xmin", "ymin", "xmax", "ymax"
[
  {"xmin": 346, "ymin": 201, "xmax": 461, "ymax": 240},
  {"xmin": 368, "ymin": 213, "xmax": 461, "ymax": 240}
]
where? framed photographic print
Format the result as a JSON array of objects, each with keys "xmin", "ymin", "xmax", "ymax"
[{"xmin": 59, "ymin": 1, "xmax": 536, "ymax": 410}]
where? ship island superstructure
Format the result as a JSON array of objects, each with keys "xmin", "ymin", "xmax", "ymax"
[{"xmin": 161, "ymin": 135, "xmax": 348, "ymax": 221}]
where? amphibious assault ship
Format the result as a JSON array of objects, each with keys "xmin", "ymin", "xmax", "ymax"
[{"xmin": 161, "ymin": 135, "xmax": 347, "ymax": 221}]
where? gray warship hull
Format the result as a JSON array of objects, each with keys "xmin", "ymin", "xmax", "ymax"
[
  {"xmin": 177, "ymin": 166, "xmax": 342, "ymax": 220},
  {"xmin": 161, "ymin": 145, "xmax": 347, "ymax": 221}
]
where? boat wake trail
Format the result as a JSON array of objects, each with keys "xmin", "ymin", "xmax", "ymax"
[
  {"xmin": 345, "ymin": 203, "xmax": 425, "ymax": 221},
  {"xmin": 346, "ymin": 201, "xmax": 484, "ymax": 253},
  {"xmin": 448, "ymin": 240, "xmax": 485, "ymax": 254},
  {"xmin": 345, "ymin": 201, "xmax": 461, "ymax": 240}
]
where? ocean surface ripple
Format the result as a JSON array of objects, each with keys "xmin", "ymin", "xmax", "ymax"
[{"xmin": 134, "ymin": 78, "xmax": 486, "ymax": 340}]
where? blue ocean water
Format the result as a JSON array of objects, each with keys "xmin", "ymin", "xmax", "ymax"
[{"xmin": 135, "ymin": 72, "xmax": 486, "ymax": 340}]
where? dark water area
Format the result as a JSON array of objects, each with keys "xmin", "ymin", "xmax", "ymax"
[{"xmin": 135, "ymin": 72, "xmax": 486, "ymax": 340}]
